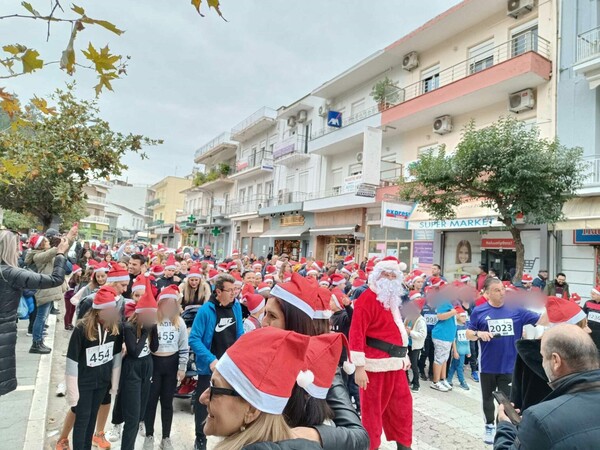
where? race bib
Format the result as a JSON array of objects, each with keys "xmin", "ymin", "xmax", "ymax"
[
  {"xmin": 457, "ymin": 330, "xmax": 467, "ymax": 341},
  {"xmin": 139, "ymin": 340, "xmax": 150, "ymax": 358},
  {"xmin": 588, "ymin": 311, "xmax": 600, "ymax": 323},
  {"xmin": 158, "ymin": 323, "xmax": 178, "ymax": 352},
  {"xmin": 86, "ymin": 343, "xmax": 113, "ymax": 367},
  {"xmin": 424, "ymin": 314, "xmax": 438, "ymax": 326},
  {"xmin": 487, "ymin": 318, "xmax": 515, "ymax": 336}
]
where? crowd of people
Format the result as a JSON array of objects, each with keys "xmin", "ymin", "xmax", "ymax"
[{"xmin": 1, "ymin": 226, "xmax": 600, "ymax": 450}]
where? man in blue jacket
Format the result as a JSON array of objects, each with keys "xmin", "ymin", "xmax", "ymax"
[{"xmin": 189, "ymin": 273, "xmax": 243, "ymax": 450}]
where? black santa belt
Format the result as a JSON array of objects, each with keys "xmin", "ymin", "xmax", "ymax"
[{"xmin": 366, "ymin": 337, "xmax": 407, "ymax": 358}]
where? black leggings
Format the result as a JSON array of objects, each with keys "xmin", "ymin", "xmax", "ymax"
[
  {"xmin": 144, "ymin": 353, "xmax": 179, "ymax": 439},
  {"xmin": 73, "ymin": 386, "xmax": 108, "ymax": 450},
  {"xmin": 407, "ymin": 347, "xmax": 421, "ymax": 387},
  {"xmin": 480, "ymin": 373, "xmax": 512, "ymax": 424},
  {"xmin": 418, "ymin": 334, "xmax": 434, "ymax": 377},
  {"xmin": 120, "ymin": 355, "xmax": 153, "ymax": 450}
]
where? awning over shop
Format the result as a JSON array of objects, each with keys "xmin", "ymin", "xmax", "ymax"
[
  {"xmin": 309, "ymin": 225, "xmax": 358, "ymax": 236},
  {"xmin": 154, "ymin": 227, "xmax": 172, "ymax": 235},
  {"xmin": 554, "ymin": 198, "xmax": 600, "ymax": 230},
  {"xmin": 260, "ymin": 226, "xmax": 309, "ymax": 239},
  {"xmin": 407, "ymin": 201, "xmax": 502, "ymax": 230}
]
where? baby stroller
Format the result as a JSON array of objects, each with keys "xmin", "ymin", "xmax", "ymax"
[{"xmin": 175, "ymin": 305, "xmax": 201, "ymax": 412}]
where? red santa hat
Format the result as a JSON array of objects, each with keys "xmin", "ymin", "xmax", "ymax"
[
  {"xmin": 215, "ymin": 327, "xmax": 311, "ymax": 414},
  {"xmin": 454, "ymin": 305, "xmax": 468, "ymax": 316},
  {"xmin": 299, "ymin": 257, "xmax": 307, "ymax": 265},
  {"xmin": 158, "ymin": 284, "xmax": 179, "ymax": 302},
  {"xmin": 343, "ymin": 255, "xmax": 354, "ymax": 266},
  {"xmin": 264, "ymin": 274, "xmax": 274, "ymax": 285},
  {"xmin": 29, "ymin": 234, "xmax": 45, "ymax": 249},
  {"xmin": 232, "ymin": 272, "xmax": 243, "ymax": 287},
  {"xmin": 409, "ymin": 290, "xmax": 422, "ymax": 301},
  {"xmin": 96, "ymin": 261, "xmax": 110, "ymax": 273},
  {"xmin": 330, "ymin": 273, "xmax": 346, "ymax": 286},
  {"xmin": 217, "ymin": 262, "xmax": 228, "ymax": 272},
  {"xmin": 302, "ymin": 333, "xmax": 353, "ymax": 399},
  {"xmin": 460, "ymin": 274, "xmax": 471, "ymax": 283},
  {"xmin": 186, "ymin": 265, "xmax": 202, "ymax": 279},
  {"xmin": 207, "ymin": 269, "xmax": 219, "ymax": 282},
  {"xmin": 375, "ymin": 256, "xmax": 407, "ymax": 273},
  {"xmin": 71, "ymin": 264, "xmax": 82, "ymax": 275},
  {"xmin": 136, "ymin": 276, "xmax": 158, "ymax": 313},
  {"xmin": 352, "ymin": 278, "xmax": 365, "ymax": 289},
  {"xmin": 414, "ymin": 298, "xmax": 426, "ymax": 310},
  {"xmin": 164, "ymin": 254, "xmax": 177, "ymax": 270},
  {"xmin": 265, "ymin": 265, "xmax": 277, "ymax": 275},
  {"xmin": 257, "ymin": 282, "xmax": 271, "ymax": 294},
  {"xmin": 340, "ymin": 266, "xmax": 353, "ymax": 276},
  {"xmin": 227, "ymin": 261, "xmax": 239, "ymax": 272},
  {"xmin": 307, "ymin": 267, "xmax": 319, "ymax": 276},
  {"xmin": 312, "ymin": 260, "xmax": 324, "ymax": 271},
  {"xmin": 93, "ymin": 285, "xmax": 118, "ymax": 310},
  {"xmin": 270, "ymin": 273, "xmax": 317, "ymax": 319},
  {"xmin": 521, "ymin": 273, "xmax": 534, "ymax": 284},
  {"xmin": 131, "ymin": 275, "xmax": 146, "ymax": 294},
  {"xmin": 206, "ymin": 261, "xmax": 215, "ymax": 269},
  {"xmin": 365, "ymin": 261, "xmax": 375, "ymax": 273},
  {"xmin": 252, "ymin": 262, "xmax": 263, "ymax": 271},
  {"xmin": 546, "ymin": 296, "xmax": 587, "ymax": 325},
  {"xmin": 107, "ymin": 266, "xmax": 129, "ymax": 283},
  {"xmin": 244, "ymin": 293, "xmax": 266, "ymax": 315},
  {"xmin": 357, "ymin": 270, "xmax": 367, "ymax": 281},
  {"xmin": 570, "ymin": 293, "xmax": 582, "ymax": 303},
  {"xmin": 429, "ymin": 276, "xmax": 443, "ymax": 288},
  {"xmin": 231, "ymin": 249, "xmax": 240, "ymax": 258},
  {"xmin": 282, "ymin": 273, "xmax": 292, "ymax": 283},
  {"xmin": 503, "ymin": 281, "xmax": 516, "ymax": 291},
  {"xmin": 318, "ymin": 276, "xmax": 330, "ymax": 287},
  {"xmin": 330, "ymin": 287, "xmax": 346, "ymax": 310},
  {"xmin": 314, "ymin": 288, "xmax": 333, "ymax": 320},
  {"xmin": 412, "ymin": 269, "xmax": 425, "ymax": 279},
  {"xmin": 592, "ymin": 285, "xmax": 600, "ymax": 296}
]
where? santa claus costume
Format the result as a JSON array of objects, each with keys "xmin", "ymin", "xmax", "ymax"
[{"xmin": 349, "ymin": 256, "xmax": 413, "ymax": 450}]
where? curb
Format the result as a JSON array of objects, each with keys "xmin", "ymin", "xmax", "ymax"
[{"xmin": 23, "ymin": 314, "xmax": 57, "ymax": 450}]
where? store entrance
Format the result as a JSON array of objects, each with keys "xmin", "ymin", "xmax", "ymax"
[{"xmin": 482, "ymin": 249, "xmax": 517, "ymax": 281}]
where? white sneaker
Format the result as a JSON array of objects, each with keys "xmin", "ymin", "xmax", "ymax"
[
  {"xmin": 143, "ymin": 435, "xmax": 154, "ymax": 450},
  {"xmin": 430, "ymin": 381, "xmax": 449, "ymax": 392},
  {"xmin": 160, "ymin": 437, "xmax": 174, "ymax": 450},
  {"xmin": 441, "ymin": 379, "xmax": 453, "ymax": 390},
  {"xmin": 106, "ymin": 423, "xmax": 122, "ymax": 442},
  {"xmin": 139, "ymin": 422, "xmax": 146, "ymax": 437},
  {"xmin": 484, "ymin": 424, "xmax": 496, "ymax": 445}
]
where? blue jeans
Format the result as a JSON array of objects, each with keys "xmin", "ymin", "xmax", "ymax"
[
  {"xmin": 32, "ymin": 301, "xmax": 51, "ymax": 342},
  {"xmin": 447, "ymin": 354, "xmax": 466, "ymax": 384}
]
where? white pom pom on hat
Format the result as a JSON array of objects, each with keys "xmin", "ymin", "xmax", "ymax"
[{"xmin": 296, "ymin": 370, "xmax": 315, "ymax": 389}]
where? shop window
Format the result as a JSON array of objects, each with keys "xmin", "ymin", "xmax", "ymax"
[
  {"xmin": 386, "ymin": 228, "xmax": 412, "ymax": 240},
  {"xmin": 369, "ymin": 225, "xmax": 386, "ymax": 240}
]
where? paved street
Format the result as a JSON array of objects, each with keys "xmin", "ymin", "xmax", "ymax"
[{"xmin": 41, "ymin": 320, "xmax": 490, "ymax": 450}]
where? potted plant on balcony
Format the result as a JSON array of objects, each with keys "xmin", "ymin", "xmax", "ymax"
[
  {"xmin": 194, "ymin": 172, "xmax": 207, "ymax": 186},
  {"xmin": 370, "ymin": 77, "xmax": 400, "ymax": 112},
  {"xmin": 218, "ymin": 163, "xmax": 230, "ymax": 177}
]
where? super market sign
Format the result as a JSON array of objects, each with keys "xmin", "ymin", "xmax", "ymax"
[{"xmin": 408, "ymin": 216, "xmax": 503, "ymax": 230}]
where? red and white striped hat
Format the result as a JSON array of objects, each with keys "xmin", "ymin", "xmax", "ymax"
[
  {"xmin": 186, "ymin": 265, "xmax": 202, "ymax": 279},
  {"xmin": 151, "ymin": 265, "xmax": 164, "ymax": 277},
  {"xmin": 93, "ymin": 285, "xmax": 118, "ymax": 310},
  {"xmin": 314, "ymin": 288, "xmax": 333, "ymax": 320},
  {"xmin": 107, "ymin": 266, "xmax": 129, "ymax": 283},
  {"xmin": 164, "ymin": 254, "xmax": 177, "ymax": 271},
  {"xmin": 460, "ymin": 274, "xmax": 471, "ymax": 283},
  {"xmin": 343, "ymin": 255, "xmax": 354, "ymax": 265},
  {"xmin": 158, "ymin": 284, "xmax": 180, "ymax": 303},
  {"xmin": 521, "ymin": 273, "xmax": 533, "ymax": 284},
  {"xmin": 257, "ymin": 282, "xmax": 271, "ymax": 294},
  {"xmin": 131, "ymin": 275, "xmax": 146, "ymax": 294},
  {"xmin": 29, "ymin": 234, "xmax": 45, "ymax": 249},
  {"xmin": 270, "ymin": 273, "xmax": 317, "ymax": 319},
  {"xmin": 215, "ymin": 328, "xmax": 311, "ymax": 414},
  {"xmin": 244, "ymin": 293, "xmax": 266, "ymax": 315},
  {"xmin": 409, "ymin": 290, "xmax": 422, "ymax": 301},
  {"xmin": 330, "ymin": 273, "xmax": 346, "ymax": 286},
  {"xmin": 136, "ymin": 276, "xmax": 158, "ymax": 313},
  {"xmin": 546, "ymin": 296, "xmax": 586, "ymax": 325}
]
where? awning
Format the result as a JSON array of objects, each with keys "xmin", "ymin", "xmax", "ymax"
[
  {"xmin": 260, "ymin": 226, "xmax": 309, "ymax": 239},
  {"xmin": 407, "ymin": 201, "xmax": 502, "ymax": 230},
  {"xmin": 154, "ymin": 226, "xmax": 172, "ymax": 235},
  {"xmin": 309, "ymin": 225, "xmax": 358, "ymax": 236},
  {"xmin": 554, "ymin": 198, "xmax": 600, "ymax": 230}
]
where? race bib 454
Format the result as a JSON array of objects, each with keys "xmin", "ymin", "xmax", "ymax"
[{"xmin": 86, "ymin": 343, "xmax": 113, "ymax": 367}]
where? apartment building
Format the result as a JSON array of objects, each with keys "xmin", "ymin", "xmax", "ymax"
[
  {"xmin": 80, "ymin": 180, "xmax": 111, "ymax": 240},
  {"xmin": 147, "ymin": 176, "xmax": 192, "ymax": 247}
]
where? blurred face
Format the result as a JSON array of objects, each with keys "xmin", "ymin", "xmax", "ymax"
[
  {"xmin": 413, "ymin": 277, "xmax": 424, "ymax": 291},
  {"xmin": 40, "ymin": 237, "xmax": 50, "ymax": 250},
  {"xmin": 112, "ymin": 280, "xmax": 129, "ymax": 295},
  {"xmin": 556, "ymin": 275, "xmax": 566, "ymax": 286},
  {"xmin": 200, "ymin": 370, "xmax": 253, "ymax": 437},
  {"xmin": 94, "ymin": 271, "xmax": 107, "ymax": 286},
  {"xmin": 458, "ymin": 245, "xmax": 469, "ymax": 264},
  {"xmin": 137, "ymin": 309, "xmax": 157, "ymax": 326},
  {"xmin": 216, "ymin": 281, "xmax": 235, "ymax": 306},
  {"xmin": 164, "ymin": 268, "xmax": 175, "ymax": 278},
  {"xmin": 486, "ymin": 282, "xmax": 505, "ymax": 305},
  {"xmin": 104, "ymin": 254, "xmax": 112, "ymax": 262},
  {"xmin": 432, "ymin": 266, "xmax": 441, "ymax": 277},
  {"xmin": 159, "ymin": 298, "xmax": 180, "ymax": 318},
  {"xmin": 457, "ymin": 314, "xmax": 467, "ymax": 324},
  {"xmin": 262, "ymin": 297, "xmax": 285, "ymax": 329},
  {"xmin": 204, "ymin": 248, "xmax": 211, "ymax": 257},
  {"xmin": 128, "ymin": 259, "xmax": 143, "ymax": 276},
  {"xmin": 188, "ymin": 277, "xmax": 200, "ymax": 289},
  {"xmin": 132, "ymin": 289, "xmax": 145, "ymax": 302},
  {"xmin": 98, "ymin": 306, "xmax": 120, "ymax": 326},
  {"xmin": 591, "ymin": 290, "xmax": 600, "ymax": 302}
]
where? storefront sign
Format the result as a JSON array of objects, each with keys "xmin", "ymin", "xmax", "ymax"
[
  {"xmin": 260, "ymin": 159, "xmax": 274, "ymax": 172},
  {"xmin": 281, "ymin": 215, "xmax": 305, "ymax": 226},
  {"xmin": 343, "ymin": 174, "xmax": 363, "ymax": 194},
  {"xmin": 381, "ymin": 201, "xmax": 415, "ymax": 229},
  {"xmin": 413, "ymin": 241, "xmax": 434, "ymax": 264},
  {"xmin": 408, "ymin": 216, "xmax": 502, "ymax": 230},
  {"xmin": 481, "ymin": 238, "xmax": 515, "ymax": 250},
  {"xmin": 356, "ymin": 183, "xmax": 376, "ymax": 198},
  {"xmin": 574, "ymin": 229, "xmax": 600, "ymax": 244},
  {"xmin": 413, "ymin": 230, "xmax": 434, "ymax": 241}
]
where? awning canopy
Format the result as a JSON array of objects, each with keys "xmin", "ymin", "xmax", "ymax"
[
  {"xmin": 554, "ymin": 198, "xmax": 600, "ymax": 230},
  {"xmin": 154, "ymin": 226, "xmax": 172, "ymax": 235},
  {"xmin": 260, "ymin": 226, "xmax": 309, "ymax": 239},
  {"xmin": 309, "ymin": 225, "xmax": 358, "ymax": 236}
]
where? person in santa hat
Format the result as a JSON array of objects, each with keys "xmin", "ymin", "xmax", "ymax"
[
  {"xmin": 199, "ymin": 328, "xmax": 332, "ymax": 450},
  {"xmin": 180, "ymin": 265, "xmax": 211, "ymax": 309},
  {"xmin": 510, "ymin": 295, "xmax": 591, "ymax": 412},
  {"xmin": 156, "ymin": 254, "xmax": 182, "ymax": 291},
  {"xmin": 262, "ymin": 273, "xmax": 368, "ymax": 450},
  {"xmin": 349, "ymin": 256, "xmax": 412, "ymax": 450},
  {"xmin": 63, "ymin": 285, "xmax": 123, "ymax": 450},
  {"xmin": 446, "ymin": 305, "xmax": 471, "ymax": 391},
  {"xmin": 582, "ymin": 285, "xmax": 600, "ymax": 351},
  {"xmin": 242, "ymin": 293, "xmax": 266, "ymax": 333},
  {"xmin": 76, "ymin": 265, "xmax": 131, "ymax": 324},
  {"xmin": 403, "ymin": 294, "xmax": 427, "ymax": 392}
]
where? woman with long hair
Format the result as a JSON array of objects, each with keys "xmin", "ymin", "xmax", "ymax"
[
  {"xmin": 143, "ymin": 286, "xmax": 189, "ymax": 449},
  {"xmin": 64, "ymin": 285, "xmax": 122, "ymax": 450},
  {"xmin": 64, "ymin": 265, "xmax": 83, "ymax": 331},
  {"xmin": 180, "ymin": 266, "xmax": 210, "ymax": 309},
  {"xmin": 0, "ymin": 230, "xmax": 70, "ymax": 396},
  {"xmin": 277, "ymin": 262, "xmax": 292, "ymax": 284},
  {"xmin": 72, "ymin": 265, "xmax": 109, "ymax": 322},
  {"xmin": 262, "ymin": 273, "xmax": 369, "ymax": 450}
]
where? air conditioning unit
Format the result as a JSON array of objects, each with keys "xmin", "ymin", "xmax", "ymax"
[
  {"xmin": 356, "ymin": 152, "xmax": 363, "ymax": 163},
  {"xmin": 277, "ymin": 189, "xmax": 287, "ymax": 203},
  {"xmin": 297, "ymin": 110, "xmax": 307, "ymax": 123},
  {"xmin": 318, "ymin": 104, "xmax": 330, "ymax": 117},
  {"xmin": 433, "ymin": 115, "xmax": 453, "ymax": 135},
  {"xmin": 287, "ymin": 116, "xmax": 297, "ymax": 128},
  {"xmin": 507, "ymin": 0, "xmax": 534, "ymax": 18},
  {"xmin": 509, "ymin": 88, "xmax": 535, "ymax": 112},
  {"xmin": 402, "ymin": 51, "xmax": 419, "ymax": 71}
]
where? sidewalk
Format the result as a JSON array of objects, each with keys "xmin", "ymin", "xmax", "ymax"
[{"xmin": 0, "ymin": 315, "xmax": 56, "ymax": 450}]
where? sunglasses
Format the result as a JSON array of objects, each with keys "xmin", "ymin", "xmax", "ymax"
[{"xmin": 209, "ymin": 381, "xmax": 240, "ymax": 401}]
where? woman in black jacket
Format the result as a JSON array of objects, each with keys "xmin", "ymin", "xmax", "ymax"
[{"xmin": 0, "ymin": 229, "xmax": 70, "ymax": 396}]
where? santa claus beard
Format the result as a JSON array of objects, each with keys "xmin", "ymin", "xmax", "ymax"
[{"xmin": 373, "ymin": 277, "xmax": 403, "ymax": 311}]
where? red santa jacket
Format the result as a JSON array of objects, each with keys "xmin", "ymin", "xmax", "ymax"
[{"xmin": 349, "ymin": 287, "xmax": 407, "ymax": 372}]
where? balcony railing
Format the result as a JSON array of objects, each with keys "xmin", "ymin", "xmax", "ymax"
[
  {"xmin": 87, "ymin": 196, "xmax": 107, "ymax": 205},
  {"xmin": 311, "ymin": 105, "xmax": 380, "ymax": 140},
  {"xmin": 230, "ymin": 150, "xmax": 273, "ymax": 174},
  {"xmin": 195, "ymin": 132, "xmax": 235, "ymax": 160},
  {"xmin": 582, "ymin": 156, "xmax": 600, "ymax": 187},
  {"xmin": 211, "ymin": 206, "xmax": 225, "ymax": 217},
  {"xmin": 273, "ymin": 134, "xmax": 308, "ymax": 159},
  {"xmin": 226, "ymin": 195, "xmax": 269, "ymax": 216},
  {"xmin": 577, "ymin": 26, "xmax": 600, "ymax": 63},
  {"xmin": 263, "ymin": 191, "xmax": 308, "ymax": 207},
  {"xmin": 82, "ymin": 215, "xmax": 110, "ymax": 225},
  {"xmin": 147, "ymin": 219, "xmax": 165, "ymax": 228},
  {"xmin": 146, "ymin": 198, "xmax": 160, "ymax": 207},
  {"xmin": 231, "ymin": 107, "xmax": 277, "ymax": 138}
]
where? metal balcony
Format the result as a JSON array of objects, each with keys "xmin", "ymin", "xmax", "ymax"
[
  {"xmin": 81, "ymin": 215, "xmax": 110, "ymax": 225},
  {"xmin": 194, "ymin": 132, "xmax": 238, "ymax": 164},
  {"xmin": 574, "ymin": 26, "xmax": 600, "ymax": 89},
  {"xmin": 228, "ymin": 150, "xmax": 273, "ymax": 179},
  {"xmin": 273, "ymin": 134, "xmax": 310, "ymax": 165},
  {"xmin": 231, "ymin": 107, "xmax": 277, "ymax": 142}
]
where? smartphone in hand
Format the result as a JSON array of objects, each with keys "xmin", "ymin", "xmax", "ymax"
[{"xmin": 493, "ymin": 390, "xmax": 521, "ymax": 425}]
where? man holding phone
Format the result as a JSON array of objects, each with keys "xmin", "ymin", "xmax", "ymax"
[
  {"xmin": 466, "ymin": 277, "xmax": 547, "ymax": 445},
  {"xmin": 494, "ymin": 324, "xmax": 600, "ymax": 449}
]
